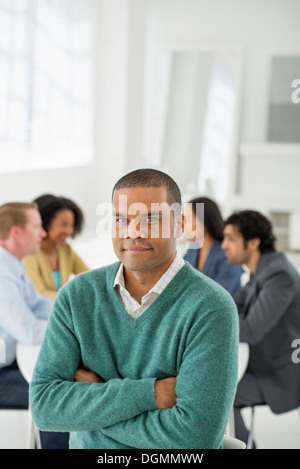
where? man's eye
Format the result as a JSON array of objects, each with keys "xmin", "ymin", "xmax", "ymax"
[
  {"xmin": 139, "ymin": 216, "xmax": 159, "ymax": 224},
  {"xmin": 116, "ymin": 218, "xmax": 128, "ymax": 223}
]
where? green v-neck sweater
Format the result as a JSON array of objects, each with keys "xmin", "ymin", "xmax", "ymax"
[{"xmin": 30, "ymin": 261, "xmax": 239, "ymax": 449}]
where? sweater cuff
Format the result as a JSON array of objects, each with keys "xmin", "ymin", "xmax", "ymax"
[{"xmin": 132, "ymin": 377, "xmax": 157, "ymax": 413}]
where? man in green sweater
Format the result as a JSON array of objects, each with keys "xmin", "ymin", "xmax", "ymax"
[{"xmin": 30, "ymin": 168, "xmax": 239, "ymax": 449}]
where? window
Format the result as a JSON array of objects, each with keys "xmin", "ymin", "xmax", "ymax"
[{"xmin": 0, "ymin": 0, "xmax": 94, "ymax": 172}]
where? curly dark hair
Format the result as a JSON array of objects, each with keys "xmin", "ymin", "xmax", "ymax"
[
  {"xmin": 33, "ymin": 194, "xmax": 84, "ymax": 237},
  {"xmin": 224, "ymin": 210, "xmax": 276, "ymax": 253}
]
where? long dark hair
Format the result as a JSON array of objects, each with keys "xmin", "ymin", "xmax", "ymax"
[{"xmin": 189, "ymin": 196, "xmax": 224, "ymax": 242}]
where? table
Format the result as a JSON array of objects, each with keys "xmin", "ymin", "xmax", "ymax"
[
  {"xmin": 17, "ymin": 342, "xmax": 250, "ymax": 383},
  {"xmin": 16, "ymin": 344, "xmax": 40, "ymax": 384}
]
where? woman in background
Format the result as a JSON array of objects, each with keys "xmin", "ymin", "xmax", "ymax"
[
  {"xmin": 24, "ymin": 194, "xmax": 89, "ymax": 298},
  {"xmin": 184, "ymin": 196, "xmax": 242, "ymax": 295}
]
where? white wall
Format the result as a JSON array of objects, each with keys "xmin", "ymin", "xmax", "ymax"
[
  {"xmin": 0, "ymin": 165, "xmax": 100, "ymax": 235},
  {"xmin": 0, "ymin": 0, "xmax": 130, "ymax": 237},
  {"xmin": 146, "ymin": 0, "xmax": 300, "ymax": 142},
  {"xmin": 0, "ymin": 0, "xmax": 145, "ymax": 237},
  {"xmin": 139, "ymin": 0, "xmax": 300, "ymax": 233}
]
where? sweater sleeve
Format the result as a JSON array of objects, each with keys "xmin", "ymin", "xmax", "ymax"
[
  {"xmin": 101, "ymin": 304, "xmax": 239, "ymax": 449},
  {"xmin": 29, "ymin": 288, "xmax": 157, "ymax": 432}
]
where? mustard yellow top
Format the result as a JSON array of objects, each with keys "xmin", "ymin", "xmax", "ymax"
[{"xmin": 23, "ymin": 244, "xmax": 89, "ymax": 299}]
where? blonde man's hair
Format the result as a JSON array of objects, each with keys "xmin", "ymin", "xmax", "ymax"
[{"xmin": 0, "ymin": 202, "xmax": 37, "ymax": 240}]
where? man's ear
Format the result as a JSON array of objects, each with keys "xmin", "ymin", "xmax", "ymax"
[
  {"xmin": 248, "ymin": 237, "xmax": 261, "ymax": 252},
  {"xmin": 9, "ymin": 225, "xmax": 23, "ymax": 239}
]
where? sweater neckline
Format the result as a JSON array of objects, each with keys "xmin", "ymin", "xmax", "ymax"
[{"xmin": 108, "ymin": 261, "xmax": 191, "ymax": 328}]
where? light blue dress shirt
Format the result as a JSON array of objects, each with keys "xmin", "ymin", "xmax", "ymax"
[{"xmin": 0, "ymin": 246, "xmax": 52, "ymax": 368}]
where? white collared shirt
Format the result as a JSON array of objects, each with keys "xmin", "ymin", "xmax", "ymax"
[{"xmin": 113, "ymin": 253, "xmax": 185, "ymax": 319}]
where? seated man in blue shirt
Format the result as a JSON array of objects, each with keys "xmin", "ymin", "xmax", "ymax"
[{"xmin": 0, "ymin": 202, "xmax": 68, "ymax": 449}]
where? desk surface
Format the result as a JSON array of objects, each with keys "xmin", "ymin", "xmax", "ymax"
[
  {"xmin": 17, "ymin": 342, "xmax": 249, "ymax": 384},
  {"xmin": 16, "ymin": 344, "xmax": 40, "ymax": 383}
]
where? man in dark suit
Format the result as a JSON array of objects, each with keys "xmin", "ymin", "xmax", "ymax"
[{"xmin": 222, "ymin": 210, "xmax": 300, "ymax": 446}]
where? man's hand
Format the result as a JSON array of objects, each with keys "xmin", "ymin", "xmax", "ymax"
[
  {"xmin": 74, "ymin": 366, "xmax": 103, "ymax": 384},
  {"xmin": 154, "ymin": 377, "xmax": 177, "ymax": 409}
]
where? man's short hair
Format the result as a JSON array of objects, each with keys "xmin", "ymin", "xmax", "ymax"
[
  {"xmin": 0, "ymin": 202, "xmax": 37, "ymax": 240},
  {"xmin": 112, "ymin": 168, "xmax": 182, "ymax": 210},
  {"xmin": 225, "ymin": 210, "xmax": 276, "ymax": 253}
]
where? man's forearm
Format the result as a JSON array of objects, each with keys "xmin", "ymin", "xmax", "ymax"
[
  {"xmin": 73, "ymin": 367, "xmax": 103, "ymax": 384},
  {"xmin": 75, "ymin": 368, "xmax": 177, "ymax": 410},
  {"xmin": 31, "ymin": 373, "xmax": 158, "ymax": 433},
  {"xmin": 154, "ymin": 377, "xmax": 177, "ymax": 409}
]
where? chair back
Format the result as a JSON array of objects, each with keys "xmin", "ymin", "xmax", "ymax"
[{"xmin": 222, "ymin": 434, "xmax": 246, "ymax": 449}]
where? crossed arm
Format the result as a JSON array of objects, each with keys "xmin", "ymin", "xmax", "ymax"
[{"xmin": 74, "ymin": 367, "xmax": 177, "ymax": 410}]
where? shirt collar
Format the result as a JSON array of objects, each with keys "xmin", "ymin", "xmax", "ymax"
[{"xmin": 113, "ymin": 252, "xmax": 185, "ymax": 296}]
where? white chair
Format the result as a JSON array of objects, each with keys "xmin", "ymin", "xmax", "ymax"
[
  {"xmin": 223, "ymin": 434, "xmax": 246, "ymax": 449},
  {"xmin": 246, "ymin": 403, "xmax": 300, "ymax": 449},
  {"xmin": 0, "ymin": 407, "xmax": 36, "ymax": 449}
]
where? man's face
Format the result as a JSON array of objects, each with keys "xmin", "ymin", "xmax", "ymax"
[
  {"xmin": 221, "ymin": 224, "xmax": 250, "ymax": 265},
  {"xmin": 112, "ymin": 186, "xmax": 182, "ymax": 273},
  {"xmin": 18, "ymin": 209, "xmax": 46, "ymax": 258}
]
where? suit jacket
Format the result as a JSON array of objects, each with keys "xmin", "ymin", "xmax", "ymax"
[
  {"xmin": 184, "ymin": 241, "xmax": 242, "ymax": 294},
  {"xmin": 235, "ymin": 251, "xmax": 300, "ymax": 413},
  {"xmin": 23, "ymin": 244, "xmax": 89, "ymax": 299}
]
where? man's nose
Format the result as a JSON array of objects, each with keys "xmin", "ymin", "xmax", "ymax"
[{"xmin": 126, "ymin": 219, "xmax": 147, "ymax": 238}]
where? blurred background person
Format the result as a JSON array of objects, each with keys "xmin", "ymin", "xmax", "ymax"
[
  {"xmin": 184, "ymin": 196, "xmax": 242, "ymax": 294},
  {"xmin": 0, "ymin": 202, "xmax": 68, "ymax": 448},
  {"xmin": 222, "ymin": 210, "xmax": 300, "ymax": 446},
  {"xmin": 24, "ymin": 194, "xmax": 89, "ymax": 299}
]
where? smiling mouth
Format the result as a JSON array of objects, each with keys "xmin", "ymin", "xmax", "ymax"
[
  {"xmin": 124, "ymin": 244, "xmax": 152, "ymax": 253},
  {"xmin": 125, "ymin": 247, "xmax": 151, "ymax": 253}
]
